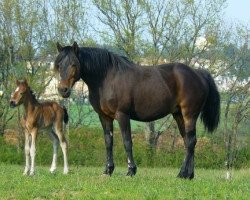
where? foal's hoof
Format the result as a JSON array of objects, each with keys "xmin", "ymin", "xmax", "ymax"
[
  {"xmin": 29, "ymin": 171, "xmax": 35, "ymax": 176},
  {"xmin": 177, "ymin": 171, "xmax": 194, "ymax": 180},
  {"xmin": 50, "ymin": 168, "xmax": 56, "ymax": 174},
  {"xmin": 63, "ymin": 169, "xmax": 69, "ymax": 175},
  {"xmin": 126, "ymin": 166, "xmax": 137, "ymax": 177},
  {"xmin": 23, "ymin": 171, "xmax": 29, "ymax": 176},
  {"xmin": 103, "ymin": 165, "xmax": 115, "ymax": 176}
]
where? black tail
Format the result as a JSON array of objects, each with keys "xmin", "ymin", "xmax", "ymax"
[
  {"xmin": 63, "ymin": 106, "xmax": 69, "ymax": 124},
  {"xmin": 198, "ymin": 69, "xmax": 220, "ymax": 132}
]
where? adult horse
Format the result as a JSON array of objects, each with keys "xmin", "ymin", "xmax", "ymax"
[{"xmin": 54, "ymin": 42, "xmax": 220, "ymax": 179}]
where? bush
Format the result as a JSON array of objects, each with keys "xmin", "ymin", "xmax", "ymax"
[{"xmin": 0, "ymin": 127, "xmax": 249, "ymax": 169}]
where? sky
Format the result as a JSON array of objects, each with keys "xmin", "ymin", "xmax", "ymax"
[{"xmin": 225, "ymin": 0, "xmax": 250, "ymax": 24}]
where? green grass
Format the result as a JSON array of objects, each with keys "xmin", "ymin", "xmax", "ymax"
[{"xmin": 0, "ymin": 165, "xmax": 249, "ymax": 199}]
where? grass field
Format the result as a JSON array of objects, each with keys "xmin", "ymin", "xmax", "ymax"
[{"xmin": 0, "ymin": 165, "xmax": 249, "ymax": 200}]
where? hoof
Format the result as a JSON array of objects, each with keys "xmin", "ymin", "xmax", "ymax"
[
  {"xmin": 29, "ymin": 171, "xmax": 35, "ymax": 176},
  {"xmin": 103, "ymin": 165, "xmax": 115, "ymax": 176},
  {"xmin": 126, "ymin": 166, "xmax": 137, "ymax": 176},
  {"xmin": 50, "ymin": 168, "xmax": 56, "ymax": 174},
  {"xmin": 23, "ymin": 168, "xmax": 30, "ymax": 176},
  {"xmin": 177, "ymin": 171, "xmax": 194, "ymax": 180},
  {"xmin": 63, "ymin": 169, "xmax": 69, "ymax": 175},
  {"xmin": 23, "ymin": 171, "xmax": 29, "ymax": 176}
]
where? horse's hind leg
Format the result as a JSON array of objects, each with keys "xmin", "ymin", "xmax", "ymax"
[
  {"xmin": 55, "ymin": 124, "xmax": 69, "ymax": 174},
  {"xmin": 49, "ymin": 131, "xmax": 59, "ymax": 173},
  {"xmin": 173, "ymin": 113, "xmax": 197, "ymax": 179},
  {"xmin": 99, "ymin": 115, "xmax": 115, "ymax": 176},
  {"xmin": 116, "ymin": 112, "xmax": 137, "ymax": 176}
]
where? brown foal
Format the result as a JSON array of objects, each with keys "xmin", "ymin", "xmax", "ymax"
[{"xmin": 10, "ymin": 79, "xmax": 69, "ymax": 175}]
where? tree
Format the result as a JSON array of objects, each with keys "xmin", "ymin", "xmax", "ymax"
[
  {"xmin": 221, "ymin": 25, "xmax": 250, "ymax": 179},
  {"xmin": 93, "ymin": 0, "xmax": 145, "ymax": 61}
]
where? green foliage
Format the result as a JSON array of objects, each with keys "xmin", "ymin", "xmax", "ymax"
[{"xmin": 0, "ymin": 127, "xmax": 249, "ymax": 169}]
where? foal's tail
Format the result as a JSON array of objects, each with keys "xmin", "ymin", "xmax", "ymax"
[
  {"xmin": 198, "ymin": 69, "xmax": 220, "ymax": 132},
  {"xmin": 63, "ymin": 106, "xmax": 69, "ymax": 124}
]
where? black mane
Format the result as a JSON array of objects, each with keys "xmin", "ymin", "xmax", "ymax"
[
  {"xmin": 80, "ymin": 47, "xmax": 135, "ymax": 73},
  {"xmin": 55, "ymin": 47, "xmax": 136, "ymax": 75}
]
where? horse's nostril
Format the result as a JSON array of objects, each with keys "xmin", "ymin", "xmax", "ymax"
[
  {"xmin": 59, "ymin": 87, "xmax": 68, "ymax": 93},
  {"xmin": 10, "ymin": 101, "xmax": 16, "ymax": 107}
]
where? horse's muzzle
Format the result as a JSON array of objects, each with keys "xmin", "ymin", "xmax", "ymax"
[
  {"xmin": 10, "ymin": 101, "xmax": 16, "ymax": 108},
  {"xmin": 58, "ymin": 87, "xmax": 71, "ymax": 98}
]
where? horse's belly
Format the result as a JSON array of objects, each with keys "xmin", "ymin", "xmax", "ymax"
[{"xmin": 130, "ymin": 104, "xmax": 172, "ymax": 122}]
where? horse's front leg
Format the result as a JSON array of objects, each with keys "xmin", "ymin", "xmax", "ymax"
[
  {"xmin": 29, "ymin": 129, "xmax": 37, "ymax": 176},
  {"xmin": 99, "ymin": 115, "xmax": 115, "ymax": 176},
  {"xmin": 116, "ymin": 112, "xmax": 137, "ymax": 176},
  {"xmin": 23, "ymin": 131, "xmax": 30, "ymax": 176}
]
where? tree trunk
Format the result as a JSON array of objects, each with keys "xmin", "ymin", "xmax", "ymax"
[{"xmin": 145, "ymin": 121, "xmax": 161, "ymax": 150}]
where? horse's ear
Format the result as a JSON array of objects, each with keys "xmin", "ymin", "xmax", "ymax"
[
  {"xmin": 72, "ymin": 41, "xmax": 79, "ymax": 54},
  {"xmin": 16, "ymin": 80, "xmax": 20, "ymax": 85},
  {"xmin": 23, "ymin": 78, "xmax": 28, "ymax": 85},
  {"xmin": 56, "ymin": 42, "xmax": 63, "ymax": 52}
]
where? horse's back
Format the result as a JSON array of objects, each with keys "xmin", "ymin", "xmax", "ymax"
[
  {"xmin": 97, "ymin": 62, "xmax": 208, "ymax": 122},
  {"xmin": 37, "ymin": 101, "xmax": 64, "ymax": 127}
]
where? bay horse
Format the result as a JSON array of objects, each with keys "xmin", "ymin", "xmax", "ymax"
[
  {"xmin": 55, "ymin": 42, "xmax": 220, "ymax": 179},
  {"xmin": 10, "ymin": 79, "xmax": 69, "ymax": 175}
]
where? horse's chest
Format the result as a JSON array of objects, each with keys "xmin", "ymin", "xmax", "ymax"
[{"xmin": 89, "ymin": 90, "xmax": 117, "ymax": 118}]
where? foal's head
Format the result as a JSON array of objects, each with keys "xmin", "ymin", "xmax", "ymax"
[
  {"xmin": 55, "ymin": 42, "xmax": 81, "ymax": 98},
  {"xmin": 10, "ymin": 80, "xmax": 30, "ymax": 108}
]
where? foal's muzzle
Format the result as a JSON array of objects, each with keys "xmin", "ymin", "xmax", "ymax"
[
  {"xmin": 58, "ymin": 87, "xmax": 71, "ymax": 98},
  {"xmin": 10, "ymin": 101, "xmax": 16, "ymax": 108}
]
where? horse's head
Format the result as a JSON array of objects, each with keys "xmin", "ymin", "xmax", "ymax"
[
  {"xmin": 10, "ymin": 79, "xmax": 29, "ymax": 108},
  {"xmin": 54, "ymin": 42, "xmax": 81, "ymax": 98}
]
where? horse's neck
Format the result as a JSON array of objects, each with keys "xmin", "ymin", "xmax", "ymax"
[
  {"xmin": 80, "ymin": 72, "xmax": 104, "ymax": 91},
  {"xmin": 23, "ymin": 93, "xmax": 39, "ymax": 115}
]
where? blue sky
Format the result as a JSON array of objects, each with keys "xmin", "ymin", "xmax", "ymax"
[{"xmin": 225, "ymin": 0, "xmax": 250, "ymax": 24}]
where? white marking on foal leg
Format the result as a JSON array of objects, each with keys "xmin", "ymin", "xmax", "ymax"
[
  {"xmin": 23, "ymin": 133, "xmax": 30, "ymax": 175},
  {"xmin": 61, "ymin": 141, "xmax": 69, "ymax": 174},
  {"xmin": 29, "ymin": 133, "xmax": 36, "ymax": 176},
  {"xmin": 29, "ymin": 145, "xmax": 36, "ymax": 176}
]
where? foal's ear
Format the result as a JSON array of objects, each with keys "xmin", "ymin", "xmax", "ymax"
[
  {"xmin": 56, "ymin": 42, "xmax": 63, "ymax": 52},
  {"xmin": 72, "ymin": 41, "xmax": 79, "ymax": 54},
  {"xmin": 23, "ymin": 78, "xmax": 28, "ymax": 85},
  {"xmin": 16, "ymin": 80, "xmax": 20, "ymax": 85}
]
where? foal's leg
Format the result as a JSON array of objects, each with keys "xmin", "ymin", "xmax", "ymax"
[
  {"xmin": 116, "ymin": 112, "xmax": 137, "ymax": 176},
  {"xmin": 55, "ymin": 124, "xmax": 69, "ymax": 174},
  {"xmin": 23, "ymin": 131, "xmax": 31, "ymax": 175},
  {"xmin": 49, "ymin": 131, "xmax": 59, "ymax": 173},
  {"xmin": 174, "ymin": 112, "xmax": 197, "ymax": 179},
  {"xmin": 99, "ymin": 115, "xmax": 115, "ymax": 176},
  {"xmin": 29, "ymin": 129, "xmax": 37, "ymax": 176}
]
